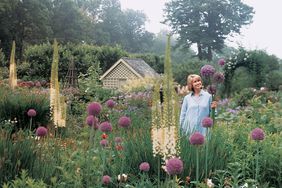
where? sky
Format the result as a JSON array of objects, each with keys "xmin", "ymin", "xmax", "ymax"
[{"xmin": 119, "ymin": 0, "xmax": 282, "ymax": 59}]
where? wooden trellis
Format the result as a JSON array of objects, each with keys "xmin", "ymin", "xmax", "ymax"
[{"xmin": 63, "ymin": 58, "xmax": 79, "ymax": 89}]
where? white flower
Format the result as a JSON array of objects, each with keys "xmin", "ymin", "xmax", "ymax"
[{"xmin": 207, "ymin": 179, "xmax": 214, "ymax": 188}]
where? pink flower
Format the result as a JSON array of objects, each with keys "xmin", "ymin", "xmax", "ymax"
[
  {"xmin": 213, "ymin": 72, "xmax": 225, "ymax": 84},
  {"xmin": 189, "ymin": 132, "xmax": 205, "ymax": 145},
  {"xmin": 99, "ymin": 121, "xmax": 112, "ymax": 132},
  {"xmin": 118, "ymin": 116, "xmax": 131, "ymax": 128},
  {"xmin": 87, "ymin": 102, "xmax": 102, "ymax": 116},
  {"xmin": 106, "ymin": 99, "xmax": 116, "ymax": 109},
  {"xmin": 36, "ymin": 126, "xmax": 48, "ymax": 137},
  {"xmin": 85, "ymin": 115, "xmax": 99, "ymax": 129},
  {"xmin": 200, "ymin": 65, "xmax": 216, "ymax": 78},
  {"xmin": 27, "ymin": 109, "xmax": 37, "ymax": 117},
  {"xmin": 100, "ymin": 139, "xmax": 109, "ymax": 147},
  {"xmin": 165, "ymin": 157, "xmax": 183, "ymax": 175},
  {"xmin": 207, "ymin": 84, "xmax": 217, "ymax": 95},
  {"xmin": 218, "ymin": 58, "xmax": 225, "ymax": 66},
  {"xmin": 202, "ymin": 117, "xmax": 213, "ymax": 128},
  {"xmin": 139, "ymin": 162, "xmax": 150, "ymax": 172},
  {"xmin": 102, "ymin": 175, "xmax": 111, "ymax": 185},
  {"xmin": 251, "ymin": 128, "xmax": 265, "ymax": 141},
  {"xmin": 114, "ymin": 137, "xmax": 122, "ymax": 144}
]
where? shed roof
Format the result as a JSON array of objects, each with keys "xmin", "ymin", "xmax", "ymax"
[{"xmin": 100, "ymin": 57, "xmax": 159, "ymax": 80}]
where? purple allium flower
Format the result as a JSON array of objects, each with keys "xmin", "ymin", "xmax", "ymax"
[
  {"xmin": 36, "ymin": 126, "xmax": 48, "ymax": 137},
  {"xmin": 139, "ymin": 162, "xmax": 150, "ymax": 172},
  {"xmin": 189, "ymin": 132, "xmax": 205, "ymax": 145},
  {"xmin": 114, "ymin": 137, "xmax": 122, "ymax": 144},
  {"xmin": 87, "ymin": 102, "xmax": 102, "ymax": 116},
  {"xmin": 202, "ymin": 117, "xmax": 213, "ymax": 128},
  {"xmin": 99, "ymin": 121, "xmax": 112, "ymax": 132},
  {"xmin": 27, "ymin": 109, "xmax": 37, "ymax": 117},
  {"xmin": 251, "ymin": 128, "xmax": 265, "ymax": 141},
  {"xmin": 106, "ymin": 99, "xmax": 116, "ymax": 109},
  {"xmin": 218, "ymin": 58, "xmax": 225, "ymax": 66},
  {"xmin": 200, "ymin": 65, "xmax": 216, "ymax": 78},
  {"xmin": 213, "ymin": 72, "xmax": 225, "ymax": 84},
  {"xmin": 85, "ymin": 115, "xmax": 99, "ymax": 129},
  {"xmin": 100, "ymin": 139, "xmax": 109, "ymax": 147},
  {"xmin": 165, "ymin": 157, "xmax": 184, "ymax": 175},
  {"xmin": 118, "ymin": 116, "xmax": 131, "ymax": 128},
  {"xmin": 102, "ymin": 175, "xmax": 111, "ymax": 185},
  {"xmin": 207, "ymin": 84, "xmax": 217, "ymax": 95}
]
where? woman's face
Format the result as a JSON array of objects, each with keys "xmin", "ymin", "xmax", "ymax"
[{"xmin": 192, "ymin": 77, "xmax": 202, "ymax": 91}]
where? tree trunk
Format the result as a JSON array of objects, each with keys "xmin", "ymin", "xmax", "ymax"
[
  {"xmin": 207, "ymin": 46, "xmax": 212, "ymax": 61},
  {"xmin": 197, "ymin": 42, "xmax": 203, "ymax": 60}
]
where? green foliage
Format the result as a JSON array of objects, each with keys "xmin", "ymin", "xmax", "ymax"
[
  {"xmin": 0, "ymin": 85, "xmax": 50, "ymax": 130},
  {"xmin": 22, "ymin": 43, "xmax": 127, "ymax": 81},
  {"xmin": 223, "ymin": 49, "xmax": 280, "ymax": 96},
  {"xmin": 2, "ymin": 170, "xmax": 47, "ymax": 188}
]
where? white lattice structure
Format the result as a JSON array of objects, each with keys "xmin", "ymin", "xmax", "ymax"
[{"xmin": 100, "ymin": 57, "xmax": 159, "ymax": 89}]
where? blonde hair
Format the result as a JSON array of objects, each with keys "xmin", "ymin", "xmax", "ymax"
[{"xmin": 187, "ymin": 74, "xmax": 202, "ymax": 92}]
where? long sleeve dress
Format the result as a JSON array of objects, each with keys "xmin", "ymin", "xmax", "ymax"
[{"xmin": 179, "ymin": 90, "xmax": 212, "ymax": 135}]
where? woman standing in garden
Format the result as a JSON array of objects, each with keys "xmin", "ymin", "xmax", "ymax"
[{"xmin": 179, "ymin": 74, "xmax": 217, "ymax": 135}]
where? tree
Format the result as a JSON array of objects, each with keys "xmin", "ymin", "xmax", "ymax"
[{"xmin": 164, "ymin": 0, "xmax": 254, "ymax": 61}]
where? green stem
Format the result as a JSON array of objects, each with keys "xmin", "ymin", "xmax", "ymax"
[
  {"xmin": 29, "ymin": 118, "xmax": 33, "ymax": 134},
  {"xmin": 255, "ymin": 143, "xmax": 259, "ymax": 182},
  {"xmin": 196, "ymin": 147, "xmax": 199, "ymax": 183},
  {"xmin": 205, "ymin": 128, "xmax": 209, "ymax": 179},
  {"xmin": 158, "ymin": 155, "xmax": 160, "ymax": 188}
]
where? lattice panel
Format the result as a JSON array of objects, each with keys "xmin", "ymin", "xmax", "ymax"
[{"xmin": 102, "ymin": 62, "xmax": 139, "ymax": 89}]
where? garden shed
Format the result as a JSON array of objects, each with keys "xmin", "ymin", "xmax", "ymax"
[{"xmin": 100, "ymin": 57, "xmax": 159, "ymax": 89}]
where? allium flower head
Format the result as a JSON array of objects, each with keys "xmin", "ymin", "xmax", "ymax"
[
  {"xmin": 87, "ymin": 102, "xmax": 102, "ymax": 116},
  {"xmin": 251, "ymin": 128, "xmax": 265, "ymax": 141},
  {"xmin": 200, "ymin": 65, "xmax": 216, "ymax": 78},
  {"xmin": 118, "ymin": 116, "xmax": 131, "ymax": 128},
  {"xmin": 99, "ymin": 121, "xmax": 112, "ymax": 132},
  {"xmin": 202, "ymin": 117, "xmax": 213, "ymax": 128},
  {"xmin": 102, "ymin": 175, "xmax": 111, "ymax": 185},
  {"xmin": 218, "ymin": 58, "xmax": 225, "ymax": 66},
  {"xmin": 139, "ymin": 162, "xmax": 150, "ymax": 172},
  {"xmin": 106, "ymin": 99, "xmax": 116, "ymax": 109},
  {"xmin": 100, "ymin": 139, "xmax": 109, "ymax": 147},
  {"xmin": 36, "ymin": 126, "xmax": 48, "ymax": 137},
  {"xmin": 114, "ymin": 137, "xmax": 122, "ymax": 144},
  {"xmin": 86, "ymin": 115, "xmax": 98, "ymax": 129},
  {"xmin": 207, "ymin": 84, "xmax": 217, "ymax": 95},
  {"xmin": 189, "ymin": 132, "xmax": 205, "ymax": 145},
  {"xmin": 27, "ymin": 109, "xmax": 37, "ymax": 117},
  {"xmin": 165, "ymin": 157, "xmax": 184, "ymax": 175},
  {"xmin": 213, "ymin": 72, "xmax": 225, "ymax": 84}
]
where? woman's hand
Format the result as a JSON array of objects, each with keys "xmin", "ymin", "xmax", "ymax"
[{"xmin": 211, "ymin": 101, "xmax": 217, "ymax": 109}]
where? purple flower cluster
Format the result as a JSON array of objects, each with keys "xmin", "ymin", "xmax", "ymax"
[
  {"xmin": 118, "ymin": 116, "xmax": 131, "ymax": 128},
  {"xmin": 114, "ymin": 137, "xmax": 122, "ymax": 144},
  {"xmin": 200, "ymin": 65, "xmax": 216, "ymax": 78},
  {"xmin": 36, "ymin": 126, "xmax": 48, "ymax": 137},
  {"xmin": 86, "ymin": 115, "xmax": 99, "ymax": 129},
  {"xmin": 102, "ymin": 175, "xmax": 111, "ymax": 185},
  {"xmin": 27, "ymin": 109, "xmax": 37, "ymax": 117},
  {"xmin": 218, "ymin": 58, "xmax": 225, "ymax": 66},
  {"xmin": 165, "ymin": 157, "xmax": 184, "ymax": 175},
  {"xmin": 207, "ymin": 85, "xmax": 217, "ymax": 95},
  {"xmin": 87, "ymin": 102, "xmax": 102, "ymax": 116},
  {"xmin": 106, "ymin": 99, "xmax": 116, "ymax": 109},
  {"xmin": 213, "ymin": 72, "xmax": 225, "ymax": 84},
  {"xmin": 202, "ymin": 117, "xmax": 213, "ymax": 128},
  {"xmin": 139, "ymin": 162, "xmax": 150, "ymax": 172},
  {"xmin": 100, "ymin": 139, "xmax": 109, "ymax": 147},
  {"xmin": 189, "ymin": 132, "xmax": 205, "ymax": 145},
  {"xmin": 99, "ymin": 121, "xmax": 112, "ymax": 132},
  {"xmin": 251, "ymin": 128, "xmax": 265, "ymax": 141}
]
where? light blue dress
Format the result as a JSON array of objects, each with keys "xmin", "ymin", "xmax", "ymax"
[{"xmin": 180, "ymin": 90, "xmax": 212, "ymax": 135}]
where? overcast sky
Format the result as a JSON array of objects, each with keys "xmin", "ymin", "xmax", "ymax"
[{"xmin": 120, "ymin": 0, "xmax": 282, "ymax": 59}]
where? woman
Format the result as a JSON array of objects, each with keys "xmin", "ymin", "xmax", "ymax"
[{"xmin": 180, "ymin": 74, "xmax": 216, "ymax": 135}]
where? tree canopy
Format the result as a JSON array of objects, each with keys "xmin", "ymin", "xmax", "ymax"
[{"xmin": 164, "ymin": 0, "xmax": 254, "ymax": 61}]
